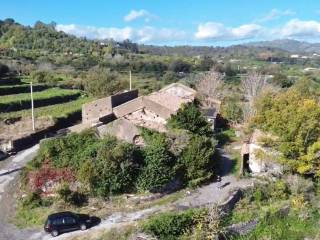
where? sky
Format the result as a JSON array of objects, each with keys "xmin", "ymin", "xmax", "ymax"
[{"xmin": 1, "ymin": 0, "xmax": 320, "ymax": 46}]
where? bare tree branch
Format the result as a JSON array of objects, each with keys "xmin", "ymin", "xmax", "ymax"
[
  {"xmin": 196, "ymin": 68, "xmax": 223, "ymax": 106},
  {"xmin": 242, "ymin": 71, "xmax": 267, "ymax": 119}
]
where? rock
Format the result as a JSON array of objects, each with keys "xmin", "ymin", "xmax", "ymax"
[{"xmin": 226, "ymin": 219, "xmax": 259, "ymax": 236}]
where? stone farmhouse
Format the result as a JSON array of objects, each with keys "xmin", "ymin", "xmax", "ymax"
[{"xmin": 71, "ymin": 83, "xmax": 199, "ymax": 144}]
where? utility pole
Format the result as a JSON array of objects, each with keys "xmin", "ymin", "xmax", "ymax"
[
  {"xmin": 129, "ymin": 70, "xmax": 132, "ymax": 90},
  {"xmin": 30, "ymin": 82, "xmax": 35, "ymax": 131}
]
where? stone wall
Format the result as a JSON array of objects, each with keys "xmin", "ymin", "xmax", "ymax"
[
  {"xmin": 82, "ymin": 90, "xmax": 138, "ymax": 124},
  {"xmin": 143, "ymin": 97, "xmax": 173, "ymax": 119},
  {"xmin": 82, "ymin": 97, "xmax": 112, "ymax": 123},
  {"xmin": 111, "ymin": 90, "xmax": 138, "ymax": 108},
  {"xmin": 113, "ymin": 97, "xmax": 144, "ymax": 118}
]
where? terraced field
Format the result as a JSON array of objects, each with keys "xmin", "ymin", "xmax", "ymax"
[
  {"xmin": 0, "ymin": 97, "xmax": 91, "ymax": 121},
  {"xmin": 0, "ymin": 75, "xmax": 92, "ymax": 147}
]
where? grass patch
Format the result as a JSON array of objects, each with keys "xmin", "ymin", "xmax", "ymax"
[
  {"xmin": 215, "ymin": 128, "xmax": 238, "ymax": 146},
  {"xmin": 0, "ymin": 88, "xmax": 82, "ymax": 112},
  {"xmin": 0, "ymin": 83, "xmax": 50, "ymax": 95},
  {"xmin": 0, "ymin": 96, "xmax": 91, "ymax": 121},
  {"xmin": 231, "ymin": 210, "xmax": 320, "ymax": 240}
]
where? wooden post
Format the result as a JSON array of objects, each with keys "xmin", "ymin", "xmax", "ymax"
[
  {"xmin": 30, "ymin": 82, "xmax": 35, "ymax": 131},
  {"xmin": 129, "ymin": 70, "xmax": 132, "ymax": 90}
]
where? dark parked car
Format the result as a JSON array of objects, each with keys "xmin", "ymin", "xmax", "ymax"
[
  {"xmin": 0, "ymin": 150, "xmax": 7, "ymax": 161},
  {"xmin": 44, "ymin": 212, "xmax": 92, "ymax": 237}
]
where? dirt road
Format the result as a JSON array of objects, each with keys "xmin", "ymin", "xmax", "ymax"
[{"xmin": 0, "ymin": 145, "xmax": 40, "ymax": 240}]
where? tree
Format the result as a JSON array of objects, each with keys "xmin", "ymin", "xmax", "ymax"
[
  {"xmin": 253, "ymin": 89, "xmax": 320, "ymax": 177},
  {"xmin": 167, "ymin": 102, "xmax": 213, "ymax": 137},
  {"xmin": 83, "ymin": 67, "xmax": 125, "ymax": 97},
  {"xmin": 196, "ymin": 68, "xmax": 223, "ymax": 104},
  {"xmin": 169, "ymin": 60, "xmax": 191, "ymax": 73},
  {"xmin": 220, "ymin": 98, "xmax": 243, "ymax": 124},
  {"xmin": 272, "ymin": 73, "xmax": 293, "ymax": 88},
  {"xmin": 180, "ymin": 135, "xmax": 217, "ymax": 186},
  {"xmin": 242, "ymin": 71, "xmax": 267, "ymax": 119},
  {"xmin": 137, "ymin": 132, "xmax": 175, "ymax": 192}
]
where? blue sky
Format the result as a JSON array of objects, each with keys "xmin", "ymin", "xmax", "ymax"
[{"xmin": 1, "ymin": 0, "xmax": 320, "ymax": 46}]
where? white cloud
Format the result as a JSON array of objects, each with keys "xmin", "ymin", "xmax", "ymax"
[
  {"xmin": 124, "ymin": 9, "xmax": 156, "ymax": 22},
  {"xmin": 258, "ymin": 9, "xmax": 295, "ymax": 22},
  {"xmin": 195, "ymin": 22, "xmax": 262, "ymax": 41},
  {"xmin": 56, "ymin": 24, "xmax": 186, "ymax": 43},
  {"xmin": 56, "ymin": 18, "xmax": 320, "ymax": 45},
  {"xmin": 276, "ymin": 19, "xmax": 320, "ymax": 38}
]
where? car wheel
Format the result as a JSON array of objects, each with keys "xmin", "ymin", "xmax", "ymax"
[
  {"xmin": 51, "ymin": 230, "xmax": 59, "ymax": 237},
  {"xmin": 80, "ymin": 224, "xmax": 87, "ymax": 231}
]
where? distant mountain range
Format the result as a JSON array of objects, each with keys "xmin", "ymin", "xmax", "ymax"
[{"xmin": 244, "ymin": 39, "xmax": 320, "ymax": 54}]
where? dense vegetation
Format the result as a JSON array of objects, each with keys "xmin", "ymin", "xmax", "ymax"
[
  {"xmin": 2, "ymin": 17, "xmax": 320, "ymax": 238},
  {"xmin": 253, "ymin": 79, "xmax": 320, "ymax": 177},
  {"xmin": 23, "ymin": 102, "xmax": 218, "ymax": 204}
]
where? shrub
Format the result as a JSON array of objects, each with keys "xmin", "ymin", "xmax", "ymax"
[
  {"xmin": 220, "ymin": 98, "xmax": 243, "ymax": 124},
  {"xmin": 167, "ymin": 101, "xmax": 213, "ymax": 136},
  {"xmin": 137, "ymin": 132, "xmax": 176, "ymax": 192},
  {"xmin": 31, "ymin": 70, "xmax": 61, "ymax": 84},
  {"xmin": 91, "ymin": 141, "xmax": 142, "ymax": 196},
  {"xmin": 31, "ymin": 131, "xmax": 142, "ymax": 197},
  {"xmin": 57, "ymin": 183, "xmax": 87, "ymax": 206},
  {"xmin": 83, "ymin": 67, "xmax": 126, "ymax": 97},
  {"xmin": 57, "ymin": 183, "xmax": 73, "ymax": 203},
  {"xmin": 22, "ymin": 191, "xmax": 43, "ymax": 209},
  {"xmin": 142, "ymin": 209, "xmax": 204, "ymax": 240},
  {"xmin": 179, "ymin": 135, "xmax": 218, "ymax": 186}
]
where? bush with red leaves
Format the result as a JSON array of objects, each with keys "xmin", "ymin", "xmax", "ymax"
[{"xmin": 27, "ymin": 161, "xmax": 75, "ymax": 194}]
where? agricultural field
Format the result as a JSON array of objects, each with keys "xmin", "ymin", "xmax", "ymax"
[{"xmin": 0, "ymin": 74, "xmax": 92, "ymax": 143}]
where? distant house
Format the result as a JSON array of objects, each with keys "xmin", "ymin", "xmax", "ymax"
[{"xmin": 290, "ymin": 54, "xmax": 300, "ymax": 58}]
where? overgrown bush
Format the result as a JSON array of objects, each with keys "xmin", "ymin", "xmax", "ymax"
[
  {"xmin": 179, "ymin": 135, "xmax": 218, "ymax": 187},
  {"xmin": 31, "ymin": 70, "xmax": 62, "ymax": 84},
  {"xmin": 253, "ymin": 89, "xmax": 320, "ymax": 177},
  {"xmin": 137, "ymin": 131, "xmax": 176, "ymax": 192},
  {"xmin": 31, "ymin": 130, "xmax": 142, "ymax": 197},
  {"xmin": 220, "ymin": 98, "xmax": 243, "ymax": 124},
  {"xmin": 22, "ymin": 191, "xmax": 43, "ymax": 209},
  {"xmin": 142, "ymin": 209, "xmax": 205, "ymax": 240},
  {"xmin": 57, "ymin": 183, "xmax": 88, "ymax": 206},
  {"xmin": 83, "ymin": 67, "xmax": 126, "ymax": 97}
]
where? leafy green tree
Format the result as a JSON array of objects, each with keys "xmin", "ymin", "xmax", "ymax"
[
  {"xmin": 253, "ymin": 89, "xmax": 320, "ymax": 176},
  {"xmin": 220, "ymin": 98, "xmax": 243, "ymax": 124},
  {"xmin": 137, "ymin": 132, "xmax": 175, "ymax": 192},
  {"xmin": 92, "ymin": 140, "xmax": 141, "ymax": 196},
  {"xmin": 271, "ymin": 73, "xmax": 293, "ymax": 88},
  {"xmin": 168, "ymin": 101, "xmax": 213, "ymax": 136},
  {"xmin": 83, "ymin": 67, "xmax": 126, "ymax": 97},
  {"xmin": 179, "ymin": 135, "xmax": 217, "ymax": 186},
  {"xmin": 169, "ymin": 59, "xmax": 191, "ymax": 73}
]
